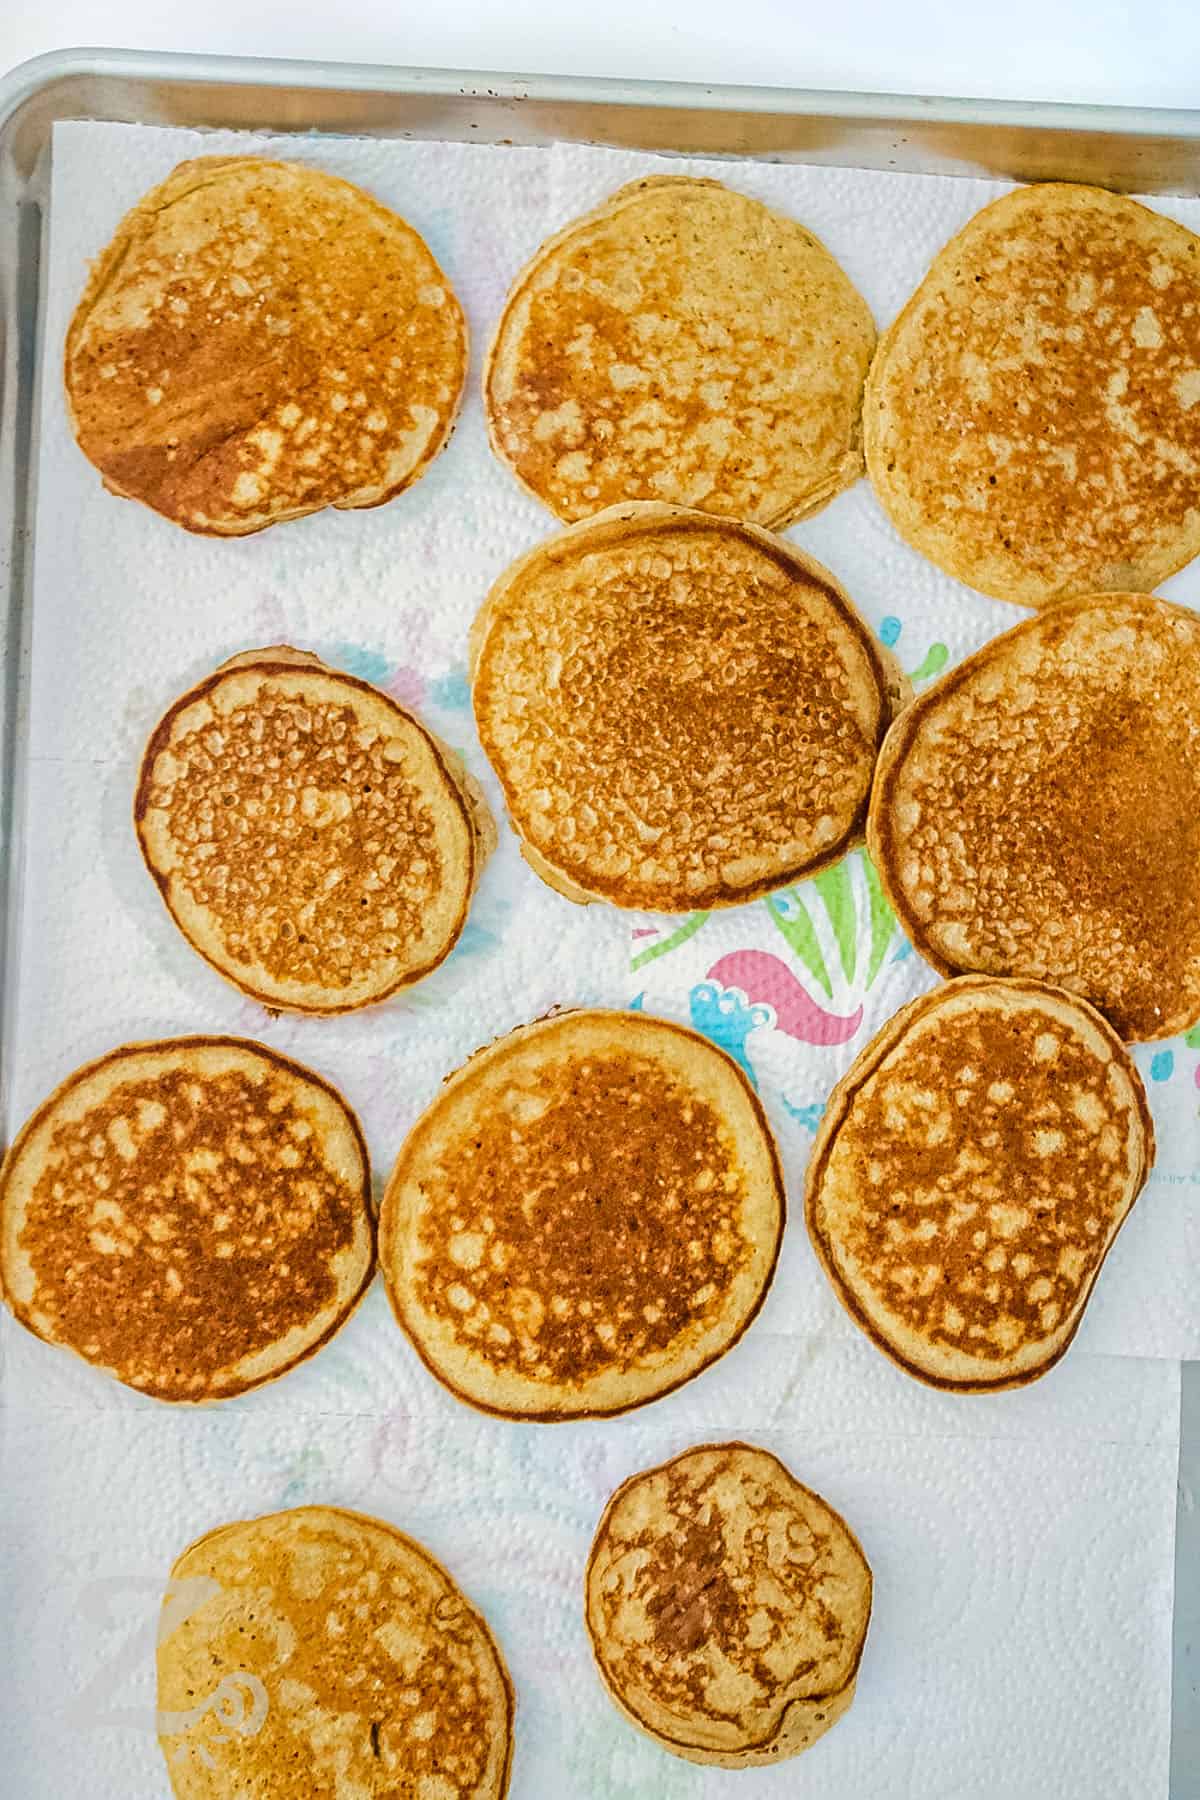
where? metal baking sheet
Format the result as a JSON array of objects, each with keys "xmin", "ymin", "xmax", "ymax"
[{"xmin": 0, "ymin": 48, "xmax": 1195, "ymax": 1797}]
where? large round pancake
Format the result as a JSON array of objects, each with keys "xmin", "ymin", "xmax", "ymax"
[
  {"xmin": 136, "ymin": 648, "xmax": 493, "ymax": 1014},
  {"xmin": 805, "ymin": 977, "xmax": 1153, "ymax": 1392},
  {"xmin": 865, "ymin": 182, "xmax": 1200, "ymax": 607},
  {"xmin": 485, "ymin": 176, "xmax": 875, "ymax": 527},
  {"xmin": 157, "ymin": 1505, "xmax": 513, "ymax": 1798},
  {"xmin": 471, "ymin": 503, "xmax": 908, "ymax": 913},
  {"xmin": 867, "ymin": 592, "xmax": 1200, "ymax": 1040},
  {"xmin": 0, "ymin": 1038, "xmax": 372, "ymax": 1401},
  {"xmin": 66, "ymin": 156, "xmax": 466, "ymax": 535},
  {"xmin": 378, "ymin": 1009, "xmax": 784, "ymax": 1420},
  {"xmin": 585, "ymin": 1442, "xmax": 872, "ymax": 1767}
]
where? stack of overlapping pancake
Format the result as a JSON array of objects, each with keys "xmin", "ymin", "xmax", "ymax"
[
  {"xmin": 865, "ymin": 183, "xmax": 1200, "ymax": 607},
  {"xmin": 66, "ymin": 156, "xmax": 467, "ymax": 534},
  {"xmin": 485, "ymin": 176, "xmax": 875, "ymax": 525},
  {"xmin": 471, "ymin": 503, "xmax": 907, "ymax": 912},
  {"xmin": 0, "ymin": 1038, "xmax": 372, "ymax": 1400},
  {"xmin": 136, "ymin": 649, "xmax": 494, "ymax": 1014},
  {"xmin": 158, "ymin": 1506, "xmax": 513, "ymax": 1798},
  {"xmin": 379, "ymin": 1009, "xmax": 784, "ymax": 1419},
  {"xmin": 868, "ymin": 593, "xmax": 1200, "ymax": 1041},
  {"xmin": 805, "ymin": 977, "xmax": 1153, "ymax": 1390},
  {"xmin": 586, "ymin": 1442, "xmax": 872, "ymax": 1766}
]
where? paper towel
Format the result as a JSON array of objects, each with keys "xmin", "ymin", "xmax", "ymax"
[
  {"xmin": 0, "ymin": 120, "xmax": 1186, "ymax": 1799},
  {"xmin": 0, "ymin": 1344, "xmax": 1178, "ymax": 1800}
]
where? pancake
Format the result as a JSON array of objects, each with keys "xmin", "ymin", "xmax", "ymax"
[
  {"xmin": 157, "ymin": 1505, "xmax": 513, "ymax": 1798},
  {"xmin": 864, "ymin": 182, "xmax": 1200, "ymax": 607},
  {"xmin": 485, "ymin": 176, "xmax": 875, "ymax": 527},
  {"xmin": 136, "ymin": 647, "xmax": 494, "ymax": 1014},
  {"xmin": 805, "ymin": 977, "xmax": 1153, "ymax": 1392},
  {"xmin": 585, "ymin": 1442, "xmax": 872, "ymax": 1767},
  {"xmin": 378, "ymin": 1009, "xmax": 784, "ymax": 1420},
  {"xmin": 470, "ymin": 503, "xmax": 908, "ymax": 912},
  {"xmin": 867, "ymin": 592, "xmax": 1200, "ymax": 1040},
  {"xmin": 66, "ymin": 156, "xmax": 466, "ymax": 534},
  {"xmin": 0, "ymin": 1038, "xmax": 372, "ymax": 1401}
]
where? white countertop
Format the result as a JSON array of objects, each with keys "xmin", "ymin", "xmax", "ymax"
[{"xmin": 3, "ymin": 0, "xmax": 1199, "ymax": 110}]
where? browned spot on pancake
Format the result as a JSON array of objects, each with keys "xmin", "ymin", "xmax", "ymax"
[
  {"xmin": 158, "ymin": 1508, "xmax": 512, "ymax": 1797},
  {"xmin": 473, "ymin": 509, "xmax": 901, "ymax": 911},
  {"xmin": 824, "ymin": 1009, "xmax": 1132, "ymax": 1361},
  {"xmin": 870, "ymin": 594, "xmax": 1200, "ymax": 1039},
  {"xmin": 866, "ymin": 184, "xmax": 1200, "ymax": 605},
  {"xmin": 586, "ymin": 1444, "xmax": 871, "ymax": 1765},
  {"xmin": 145, "ymin": 685, "xmax": 445, "ymax": 991},
  {"xmin": 67, "ymin": 158, "xmax": 465, "ymax": 534},
  {"xmin": 20, "ymin": 1068, "xmax": 359, "ymax": 1398},
  {"xmin": 415, "ymin": 1051, "xmax": 750, "ymax": 1384}
]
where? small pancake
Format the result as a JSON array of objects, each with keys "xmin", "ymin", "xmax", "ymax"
[
  {"xmin": 471, "ymin": 503, "xmax": 908, "ymax": 912},
  {"xmin": 66, "ymin": 156, "xmax": 466, "ymax": 534},
  {"xmin": 378, "ymin": 1009, "xmax": 784, "ymax": 1420},
  {"xmin": 485, "ymin": 176, "xmax": 875, "ymax": 526},
  {"xmin": 157, "ymin": 1505, "xmax": 513, "ymax": 1798},
  {"xmin": 136, "ymin": 648, "xmax": 494, "ymax": 1014},
  {"xmin": 805, "ymin": 976, "xmax": 1153, "ymax": 1391},
  {"xmin": 585, "ymin": 1442, "xmax": 872, "ymax": 1768},
  {"xmin": 865, "ymin": 182, "xmax": 1200, "ymax": 607},
  {"xmin": 0, "ymin": 1038, "xmax": 372, "ymax": 1401},
  {"xmin": 867, "ymin": 592, "xmax": 1200, "ymax": 1040}
]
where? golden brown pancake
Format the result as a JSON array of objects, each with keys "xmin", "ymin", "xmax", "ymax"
[
  {"xmin": 0, "ymin": 1038, "xmax": 372, "ymax": 1401},
  {"xmin": 136, "ymin": 647, "xmax": 494, "ymax": 1014},
  {"xmin": 378, "ymin": 1009, "xmax": 784, "ymax": 1420},
  {"xmin": 867, "ymin": 592, "xmax": 1200, "ymax": 1040},
  {"xmin": 66, "ymin": 156, "xmax": 466, "ymax": 534},
  {"xmin": 471, "ymin": 503, "xmax": 908, "ymax": 912},
  {"xmin": 585, "ymin": 1442, "xmax": 872, "ymax": 1767},
  {"xmin": 158, "ymin": 1506, "xmax": 513, "ymax": 1798},
  {"xmin": 865, "ymin": 182, "xmax": 1200, "ymax": 607},
  {"xmin": 485, "ymin": 176, "xmax": 875, "ymax": 526},
  {"xmin": 805, "ymin": 977, "xmax": 1153, "ymax": 1391}
]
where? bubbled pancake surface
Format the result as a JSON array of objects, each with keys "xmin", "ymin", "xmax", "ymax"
[
  {"xmin": 471, "ymin": 503, "xmax": 907, "ymax": 912},
  {"xmin": 867, "ymin": 592, "xmax": 1200, "ymax": 1040},
  {"xmin": 805, "ymin": 977, "xmax": 1153, "ymax": 1390},
  {"xmin": 0, "ymin": 1039, "xmax": 373, "ymax": 1401},
  {"xmin": 485, "ymin": 176, "xmax": 875, "ymax": 527},
  {"xmin": 585, "ymin": 1442, "xmax": 871, "ymax": 1767},
  {"xmin": 379, "ymin": 1010, "xmax": 784, "ymax": 1419},
  {"xmin": 865, "ymin": 183, "xmax": 1200, "ymax": 607},
  {"xmin": 136, "ymin": 654, "xmax": 485, "ymax": 1014},
  {"xmin": 157, "ymin": 1506, "xmax": 513, "ymax": 1798},
  {"xmin": 66, "ymin": 156, "xmax": 467, "ymax": 534}
]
